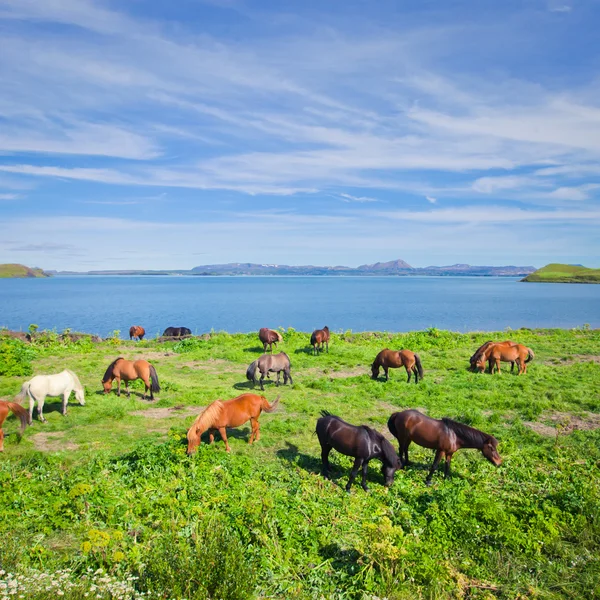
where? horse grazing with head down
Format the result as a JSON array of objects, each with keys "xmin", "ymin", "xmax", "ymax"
[
  {"xmin": 246, "ymin": 352, "xmax": 292, "ymax": 390},
  {"xmin": 475, "ymin": 342, "xmax": 534, "ymax": 375},
  {"xmin": 187, "ymin": 393, "xmax": 280, "ymax": 453},
  {"xmin": 0, "ymin": 401, "xmax": 28, "ymax": 451},
  {"xmin": 310, "ymin": 326, "xmax": 330, "ymax": 355},
  {"xmin": 371, "ymin": 349, "xmax": 423, "ymax": 383},
  {"xmin": 102, "ymin": 358, "xmax": 160, "ymax": 399},
  {"xmin": 388, "ymin": 409, "xmax": 502, "ymax": 485},
  {"xmin": 470, "ymin": 340, "xmax": 518, "ymax": 372},
  {"xmin": 316, "ymin": 411, "xmax": 400, "ymax": 492},
  {"xmin": 162, "ymin": 327, "xmax": 192, "ymax": 338},
  {"xmin": 259, "ymin": 328, "xmax": 282, "ymax": 353},
  {"xmin": 129, "ymin": 325, "xmax": 145, "ymax": 341}
]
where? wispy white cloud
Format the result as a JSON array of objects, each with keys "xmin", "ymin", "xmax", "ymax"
[
  {"xmin": 425, "ymin": 196, "xmax": 437, "ymax": 204},
  {"xmin": 0, "ymin": 193, "xmax": 21, "ymax": 200}
]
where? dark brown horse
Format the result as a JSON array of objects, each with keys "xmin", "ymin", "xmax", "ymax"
[
  {"xmin": 371, "ymin": 349, "xmax": 423, "ymax": 383},
  {"xmin": 187, "ymin": 393, "xmax": 280, "ymax": 453},
  {"xmin": 129, "ymin": 325, "xmax": 145, "ymax": 341},
  {"xmin": 470, "ymin": 340, "xmax": 517, "ymax": 372},
  {"xmin": 162, "ymin": 327, "xmax": 192, "ymax": 338},
  {"xmin": 310, "ymin": 326, "xmax": 330, "ymax": 355},
  {"xmin": 102, "ymin": 358, "xmax": 160, "ymax": 399},
  {"xmin": 247, "ymin": 352, "xmax": 292, "ymax": 390},
  {"xmin": 259, "ymin": 328, "xmax": 282, "ymax": 353},
  {"xmin": 316, "ymin": 411, "xmax": 400, "ymax": 491},
  {"xmin": 475, "ymin": 342, "xmax": 534, "ymax": 375},
  {"xmin": 388, "ymin": 410, "xmax": 502, "ymax": 485},
  {"xmin": 0, "ymin": 401, "xmax": 28, "ymax": 452}
]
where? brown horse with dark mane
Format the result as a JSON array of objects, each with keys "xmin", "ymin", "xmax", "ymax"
[
  {"xmin": 310, "ymin": 326, "xmax": 330, "ymax": 355},
  {"xmin": 259, "ymin": 328, "xmax": 282, "ymax": 353},
  {"xmin": 246, "ymin": 352, "xmax": 293, "ymax": 390},
  {"xmin": 371, "ymin": 349, "xmax": 423, "ymax": 383},
  {"xmin": 0, "ymin": 401, "xmax": 28, "ymax": 452},
  {"xmin": 388, "ymin": 409, "xmax": 502, "ymax": 485},
  {"xmin": 475, "ymin": 342, "xmax": 534, "ymax": 375},
  {"xmin": 187, "ymin": 393, "xmax": 280, "ymax": 453},
  {"xmin": 102, "ymin": 358, "xmax": 160, "ymax": 399},
  {"xmin": 129, "ymin": 325, "xmax": 145, "ymax": 341},
  {"xmin": 470, "ymin": 340, "xmax": 517, "ymax": 372}
]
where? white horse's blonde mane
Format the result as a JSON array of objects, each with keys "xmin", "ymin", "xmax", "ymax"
[{"xmin": 65, "ymin": 369, "xmax": 84, "ymax": 392}]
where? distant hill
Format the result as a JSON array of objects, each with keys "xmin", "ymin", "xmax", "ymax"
[
  {"xmin": 0, "ymin": 263, "xmax": 51, "ymax": 278},
  {"xmin": 522, "ymin": 263, "xmax": 600, "ymax": 284}
]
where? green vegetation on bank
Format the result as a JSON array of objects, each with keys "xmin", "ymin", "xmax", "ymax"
[
  {"xmin": 0, "ymin": 263, "xmax": 51, "ymax": 278},
  {"xmin": 522, "ymin": 263, "xmax": 600, "ymax": 283},
  {"xmin": 1, "ymin": 327, "xmax": 599, "ymax": 599}
]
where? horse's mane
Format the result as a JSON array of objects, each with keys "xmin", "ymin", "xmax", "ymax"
[
  {"xmin": 442, "ymin": 418, "xmax": 489, "ymax": 445},
  {"xmin": 379, "ymin": 435, "xmax": 399, "ymax": 467},
  {"xmin": 65, "ymin": 369, "xmax": 83, "ymax": 391},
  {"xmin": 191, "ymin": 400, "xmax": 224, "ymax": 434},
  {"xmin": 470, "ymin": 341, "xmax": 494, "ymax": 364},
  {"xmin": 102, "ymin": 357, "xmax": 123, "ymax": 383},
  {"xmin": 271, "ymin": 329, "xmax": 283, "ymax": 342}
]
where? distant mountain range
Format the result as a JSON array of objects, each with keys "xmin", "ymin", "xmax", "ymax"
[{"xmin": 48, "ymin": 259, "xmax": 536, "ymax": 277}]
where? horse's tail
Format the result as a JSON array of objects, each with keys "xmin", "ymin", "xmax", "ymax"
[
  {"xmin": 387, "ymin": 413, "xmax": 398, "ymax": 438},
  {"xmin": 261, "ymin": 395, "xmax": 280, "ymax": 413},
  {"xmin": 310, "ymin": 331, "xmax": 317, "ymax": 346},
  {"xmin": 149, "ymin": 364, "xmax": 161, "ymax": 393},
  {"xmin": 525, "ymin": 348, "xmax": 535, "ymax": 363},
  {"xmin": 273, "ymin": 330, "xmax": 283, "ymax": 343},
  {"xmin": 414, "ymin": 353, "xmax": 424, "ymax": 379},
  {"xmin": 246, "ymin": 360, "xmax": 258, "ymax": 382},
  {"xmin": 15, "ymin": 381, "xmax": 31, "ymax": 403},
  {"xmin": 6, "ymin": 402, "xmax": 28, "ymax": 435}
]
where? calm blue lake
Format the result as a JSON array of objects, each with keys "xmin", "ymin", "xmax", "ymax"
[{"xmin": 0, "ymin": 276, "xmax": 598, "ymax": 337}]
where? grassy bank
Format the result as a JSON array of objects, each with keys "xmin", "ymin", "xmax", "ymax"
[
  {"xmin": 522, "ymin": 263, "xmax": 600, "ymax": 283},
  {"xmin": 0, "ymin": 263, "xmax": 50, "ymax": 278},
  {"xmin": 1, "ymin": 328, "xmax": 600, "ymax": 599}
]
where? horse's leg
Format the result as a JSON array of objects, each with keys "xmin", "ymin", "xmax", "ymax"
[
  {"xmin": 259, "ymin": 372, "xmax": 265, "ymax": 391},
  {"xmin": 425, "ymin": 450, "xmax": 444, "ymax": 486},
  {"xmin": 326, "ymin": 340, "xmax": 329, "ymax": 353},
  {"xmin": 444, "ymin": 454, "xmax": 454, "ymax": 479},
  {"xmin": 218, "ymin": 427, "xmax": 231, "ymax": 452},
  {"xmin": 510, "ymin": 361, "xmax": 515, "ymax": 373},
  {"xmin": 0, "ymin": 428, "xmax": 3, "ymax": 451},
  {"xmin": 276, "ymin": 371, "xmax": 280, "ymax": 387},
  {"xmin": 116, "ymin": 377, "xmax": 121, "ymax": 397},
  {"xmin": 28, "ymin": 394, "xmax": 35, "ymax": 426},
  {"xmin": 287, "ymin": 370, "xmax": 293, "ymax": 385},
  {"xmin": 145, "ymin": 375, "xmax": 153, "ymax": 400},
  {"xmin": 124, "ymin": 381, "xmax": 130, "ymax": 398},
  {"xmin": 38, "ymin": 395, "xmax": 47, "ymax": 423},
  {"xmin": 401, "ymin": 441, "xmax": 411, "ymax": 467},
  {"xmin": 495, "ymin": 358, "xmax": 501, "ymax": 374},
  {"xmin": 249, "ymin": 418, "xmax": 260, "ymax": 444},
  {"xmin": 62, "ymin": 389, "xmax": 70, "ymax": 416},
  {"xmin": 413, "ymin": 366, "xmax": 419, "ymax": 384},
  {"xmin": 384, "ymin": 367, "xmax": 389, "ymax": 381},
  {"xmin": 360, "ymin": 460, "xmax": 370, "ymax": 492},
  {"xmin": 406, "ymin": 366, "xmax": 411, "ymax": 384},
  {"xmin": 346, "ymin": 457, "xmax": 363, "ymax": 492},
  {"xmin": 209, "ymin": 429, "xmax": 215, "ymax": 444}
]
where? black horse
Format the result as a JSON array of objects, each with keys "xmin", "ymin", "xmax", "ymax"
[
  {"xmin": 162, "ymin": 327, "xmax": 192, "ymax": 338},
  {"xmin": 316, "ymin": 411, "xmax": 400, "ymax": 492}
]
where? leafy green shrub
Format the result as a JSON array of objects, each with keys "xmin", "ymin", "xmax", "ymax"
[{"xmin": 0, "ymin": 337, "xmax": 35, "ymax": 376}]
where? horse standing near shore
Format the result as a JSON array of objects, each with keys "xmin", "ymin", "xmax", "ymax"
[
  {"xmin": 388, "ymin": 410, "xmax": 502, "ymax": 485},
  {"xmin": 102, "ymin": 358, "xmax": 160, "ymax": 399},
  {"xmin": 316, "ymin": 411, "xmax": 400, "ymax": 492},
  {"xmin": 475, "ymin": 342, "xmax": 534, "ymax": 375},
  {"xmin": 0, "ymin": 401, "xmax": 28, "ymax": 451},
  {"xmin": 310, "ymin": 326, "xmax": 330, "ymax": 355},
  {"xmin": 186, "ymin": 393, "xmax": 280, "ymax": 453},
  {"xmin": 16, "ymin": 370, "xmax": 85, "ymax": 424},
  {"xmin": 129, "ymin": 325, "xmax": 145, "ymax": 341},
  {"xmin": 371, "ymin": 349, "xmax": 423, "ymax": 383},
  {"xmin": 246, "ymin": 352, "xmax": 293, "ymax": 390},
  {"xmin": 162, "ymin": 327, "xmax": 192, "ymax": 338},
  {"xmin": 259, "ymin": 328, "xmax": 282, "ymax": 353}
]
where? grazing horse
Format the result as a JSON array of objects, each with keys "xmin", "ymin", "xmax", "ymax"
[
  {"xmin": 259, "ymin": 328, "xmax": 282, "ymax": 353},
  {"xmin": 316, "ymin": 411, "xmax": 400, "ymax": 492},
  {"xmin": 129, "ymin": 325, "xmax": 145, "ymax": 341},
  {"xmin": 388, "ymin": 410, "xmax": 502, "ymax": 485},
  {"xmin": 475, "ymin": 343, "xmax": 534, "ymax": 375},
  {"xmin": 0, "ymin": 401, "xmax": 28, "ymax": 451},
  {"xmin": 310, "ymin": 326, "xmax": 330, "ymax": 355},
  {"xmin": 187, "ymin": 393, "xmax": 280, "ymax": 453},
  {"xmin": 102, "ymin": 358, "xmax": 160, "ymax": 399},
  {"xmin": 16, "ymin": 370, "xmax": 85, "ymax": 424},
  {"xmin": 162, "ymin": 326, "xmax": 192, "ymax": 338},
  {"xmin": 371, "ymin": 349, "xmax": 423, "ymax": 383},
  {"xmin": 246, "ymin": 352, "xmax": 293, "ymax": 391},
  {"xmin": 470, "ymin": 340, "xmax": 517, "ymax": 372}
]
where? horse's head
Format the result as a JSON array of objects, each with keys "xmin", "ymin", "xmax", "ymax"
[
  {"xmin": 102, "ymin": 379, "xmax": 112, "ymax": 394},
  {"xmin": 370, "ymin": 362, "xmax": 379, "ymax": 379},
  {"xmin": 482, "ymin": 436, "xmax": 502, "ymax": 466},
  {"xmin": 75, "ymin": 388, "xmax": 86, "ymax": 405},
  {"xmin": 380, "ymin": 438, "xmax": 401, "ymax": 486},
  {"xmin": 186, "ymin": 425, "xmax": 200, "ymax": 455},
  {"xmin": 474, "ymin": 355, "xmax": 487, "ymax": 373}
]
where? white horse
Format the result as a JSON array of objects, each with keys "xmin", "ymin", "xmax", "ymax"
[{"xmin": 16, "ymin": 369, "xmax": 85, "ymax": 424}]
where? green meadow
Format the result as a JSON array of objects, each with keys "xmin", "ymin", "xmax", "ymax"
[
  {"xmin": 522, "ymin": 263, "xmax": 600, "ymax": 284},
  {"xmin": 1, "ymin": 327, "xmax": 599, "ymax": 599}
]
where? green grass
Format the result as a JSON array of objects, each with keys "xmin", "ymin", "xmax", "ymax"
[
  {"xmin": 522, "ymin": 263, "xmax": 600, "ymax": 283},
  {"xmin": 0, "ymin": 263, "xmax": 50, "ymax": 278},
  {"xmin": 1, "ymin": 328, "xmax": 600, "ymax": 599}
]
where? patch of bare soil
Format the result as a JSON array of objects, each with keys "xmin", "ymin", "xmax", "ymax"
[
  {"xmin": 32, "ymin": 431, "xmax": 79, "ymax": 452},
  {"xmin": 524, "ymin": 411, "xmax": 600, "ymax": 436},
  {"xmin": 130, "ymin": 405, "xmax": 201, "ymax": 419},
  {"xmin": 546, "ymin": 355, "xmax": 600, "ymax": 366}
]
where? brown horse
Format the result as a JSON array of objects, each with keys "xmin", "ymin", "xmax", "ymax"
[
  {"xmin": 388, "ymin": 410, "xmax": 502, "ymax": 485},
  {"xmin": 310, "ymin": 326, "xmax": 330, "ymax": 355},
  {"xmin": 371, "ymin": 349, "xmax": 423, "ymax": 383},
  {"xmin": 246, "ymin": 352, "xmax": 293, "ymax": 391},
  {"xmin": 259, "ymin": 328, "xmax": 282, "ymax": 353},
  {"xmin": 129, "ymin": 325, "xmax": 145, "ymax": 341},
  {"xmin": 470, "ymin": 340, "xmax": 517, "ymax": 372},
  {"xmin": 102, "ymin": 358, "xmax": 160, "ymax": 399},
  {"xmin": 475, "ymin": 342, "xmax": 534, "ymax": 375},
  {"xmin": 187, "ymin": 393, "xmax": 280, "ymax": 453},
  {"xmin": 0, "ymin": 401, "xmax": 28, "ymax": 452}
]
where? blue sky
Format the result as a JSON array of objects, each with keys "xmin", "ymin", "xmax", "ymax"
[{"xmin": 1, "ymin": 0, "xmax": 599, "ymax": 270}]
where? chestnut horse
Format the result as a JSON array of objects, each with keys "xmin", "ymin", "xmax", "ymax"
[
  {"xmin": 310, "ymin": 326, "xmax": 330, "ymax": 355},
  {"xmin": 129, "ymin": 325, "xmax": 145, "ymax": 341},
  {"xmin": 0, "ymin": 401, "xmax": 28, "ymax": 452},
  {"xmin": 187, "ymin": 393, "xmax": 280, "ymax": 453},
  {"xmin": 470, "ymin": 340, "xmax": 517, "ymax": 372},
  {"xmin": 259, "ymin": 328, "xmax": 282, "ymax": 353},
  {"xmin": 371, "ymin": 349, "xmax": 423, "ymax": 383},
  {"xmin": 475, "ymin": 342, "xmax": 534, "ymax": 375},
  {"xmin": 388, "ymin": 410, "xmax": 502, "ymax": 485},
  {"xmin": 102, "ymin": 358, "xmax": 160, "ymax": 399}
]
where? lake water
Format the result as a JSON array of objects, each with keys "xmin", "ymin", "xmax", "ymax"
[{"xmin": 0, "ymin": 276, "xmax": 598, "ymax": 337}]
